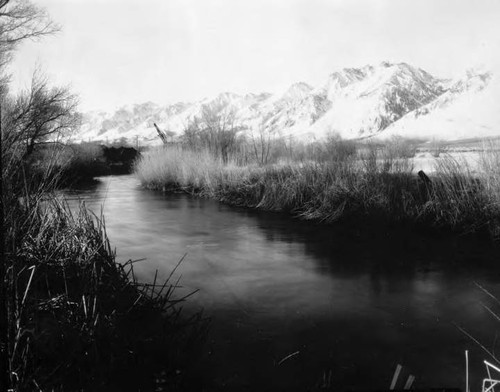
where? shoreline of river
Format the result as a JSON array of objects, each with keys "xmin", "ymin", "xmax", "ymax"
[
  {"xmin": 134, "ymin": 146, "xmax": 500, "ymax": 242},
  {"xmin": 63, "ymin": 174, "xmax": 500, "ymax": 391},
  {"xmin": 4, "ymin": 174, "xmax": 207, "ymax": 390}
]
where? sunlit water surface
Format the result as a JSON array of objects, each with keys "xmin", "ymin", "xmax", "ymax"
[{"xmin": 63, "ymin": 175, "xmax": 500, "ymax": 391}]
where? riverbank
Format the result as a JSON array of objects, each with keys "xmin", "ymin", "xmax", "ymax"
[
  {"xmin": 26, "ymin": 143, "xmax": 141, "ymax": 187},
  {"xmin": 4, "ymin": 195, "xmax": 207, "ymax": 391},
  {"xmin": 3, "ymin": 146, "xmax": 206, "ymax": 390},
  {"xmin": 134, "ymin": 144, "xmax": 500, "ymax": 239},
  {"xmin": 61, "ymin": 174, "xmax": 500, "ymax": 391}
]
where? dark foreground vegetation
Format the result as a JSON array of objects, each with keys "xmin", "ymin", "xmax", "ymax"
[
  {"xmin": 1, "ymin": 95, "xmax": 205, "ymax": 391},
  {"xmin": 45, "ymin": 142, "xmax": 140, "ymax": 186},
  {"xmin": 1, "ymin": 1, "xmax": 205, "ymax": 390},
  {"xmin": 4, "ymin": 195, "xmax": 206, "ymax": 391},
  {"xmin": 135, "ymin": 136, "xmax": 500, "ymax": 240},
  {"xmin": 0, "ymin": 79, "xmax": 206, "ymax": 392}
]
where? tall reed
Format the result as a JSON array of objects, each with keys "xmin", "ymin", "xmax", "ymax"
[
  {"xmin": 3, "ymin": 139, "xmax": 207, "ymax": 390},
  {"xmin": 6, "ymin": 198, "xmax": 207, "ymax": 391},
  {"xmin": 135, "ymin": 142, "xmax": 500, "ymax": 238}
]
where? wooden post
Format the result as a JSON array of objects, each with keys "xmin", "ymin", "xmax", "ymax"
[
  {"xmin": 390, "ymin": 364, "xmax": 402, "ymax": 390},
  {"xmin": 154, "ymin": 123, "xmax": 168, "ymax": 145},
  {"xmin": 404, "ymin": 375, "xmax": 415, "ymax": 390},
  {"xmin": 418, "ymin": 170, "xmax": 432, "ymax": 186}
]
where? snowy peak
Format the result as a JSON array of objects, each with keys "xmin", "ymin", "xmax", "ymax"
[
  {"xmin": 304, "ymin": 62, "xmax": 446, "ymax": 138},
  {"xmin": 320, "ymin": 62, "xmax": 434, "ymax": 93},
  {"xmin": 382, "ymin": 67, "xmax": 499, "ymax": 140},
  {"xmin": 76, "ymin": 62, "xmax": 500, "ymax": 144},
  {"xmin": 282, "ymin": 82, "xmax": 313, "ymax": 100}
]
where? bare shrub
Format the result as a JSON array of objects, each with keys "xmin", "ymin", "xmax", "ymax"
[
  {"xmin": 249, "ymin": 114, "xmax": 277, "ymax": 165},
  {"xmin": 384, "ymin": 136, "xmax": 418, "ymax": 159},
  {"xmin": 321, "ymin": 134, "xmax": 358, "ymax": 163},
  {"xmin": 181, "ymin": 102, "xmax": 244, "ymax": 163},
  {"xmin": 429, "ymin": 139, "xmax": 447, "ymax": 158},
  {"xmin": 3, "ymin": 70, "xmax": 79, "ymax": 158}
]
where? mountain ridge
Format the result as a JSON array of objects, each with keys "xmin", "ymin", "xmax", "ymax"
[{"xmin": 76, "ymin": 62, "xmax": 499, "ymax": 145}]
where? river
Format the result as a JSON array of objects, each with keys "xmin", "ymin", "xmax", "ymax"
[{"xmin": 63, "ymin": 174, "xmax": 500, "ymax": 391}]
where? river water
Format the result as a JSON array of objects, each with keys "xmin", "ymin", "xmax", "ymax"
[{"xmin": 64, "ymin": 174, "xmax": 500, "ymax": 391}]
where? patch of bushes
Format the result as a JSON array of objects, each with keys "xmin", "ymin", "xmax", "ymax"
[
  {"xmin": 23, "ymin": 142, "xmax": 141, "ymax": 187},
  {"xmin": 59, "ymin": 143, "xmax": 110, "ymax": 183}
]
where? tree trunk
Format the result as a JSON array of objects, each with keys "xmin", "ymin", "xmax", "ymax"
[{"xmin": 0, "ymin": 100, "xmax": 11, "ymax": 391}]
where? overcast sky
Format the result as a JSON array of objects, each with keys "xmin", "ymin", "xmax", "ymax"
[{"xmin": 10, "ymin": 0, "xmax": 500, "ymax": 112}]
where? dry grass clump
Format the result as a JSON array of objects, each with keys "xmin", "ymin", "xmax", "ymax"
[
  {"xmin": 135, "ymin": 146, "xmax": 223, "ymax": 191},
  {"xmin": 479, "ymin": 141, "xmax": 500, "ymax": 205},
  {"xmin": 5, "ymin": 197, "xmax": 207, "ymax": 391},
  {"xmin": 3, "ymin": 136, "xmax": 207, "ymax": 390},
  {"xmin": 423, "ymin": 155, "xmax": 496, "ymax": 233},
  {"xmin": 135, "ymin": 141, "xmax": 500, "ymax": 238}
]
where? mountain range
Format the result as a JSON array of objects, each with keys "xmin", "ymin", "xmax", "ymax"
[{"xmin": 76, "ymin": 61, "xmax": 500, "ymax": 145}]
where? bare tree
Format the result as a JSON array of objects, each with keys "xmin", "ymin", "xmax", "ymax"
[
  {"xmin": 277, "ymin": 103, "xmax": 296, "ymax": 161},
  {"xmin": 181, "ymin": 102, "xmax": 243, "ymax": 163},
  {"xmin": 201, "ymin": 102, "xmax": 241, "ymax": 163},
  {"xmin": 0, "ymin": 0, "xmax": 63, "ymax": 157},
  {"xmin": 4, "ymin": 70, "xmax": 79, "ymax": 157},
  {"xmin": 0, "ymin": 0, "xmax": 58, "ymax": 66},
  {"xmin": 0, "ymin": 3, "xmax": 59, "ymax": 390},
  {"xmin": 181, "ymin": 115, "xmax": 202, "ymax": 149},
  {"xmin": 250, "ymin": 114, "xmax": 275, "ymax": 165}
]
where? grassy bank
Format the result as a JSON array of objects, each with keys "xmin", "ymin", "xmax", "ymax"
[
  {"xmin": 5, "ymin": 198, "xmax": 207, "ymax": 391},
  {"xmin": 135, "ymin": 142, "xmax": 500, "ymax": 239},
  {"xmin": 3, "ymin": 145, "xmax": 206, "ymax": 391}
]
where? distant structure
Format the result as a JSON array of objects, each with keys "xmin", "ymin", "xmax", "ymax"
[{"xmin": 154, "ymin": 123, "xmax": 168, "ymax": 144}]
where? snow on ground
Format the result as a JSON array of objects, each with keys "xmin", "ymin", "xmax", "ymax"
[{"xmin": 411, "ymin": 151, "xmax": 484, "ymax": 174}]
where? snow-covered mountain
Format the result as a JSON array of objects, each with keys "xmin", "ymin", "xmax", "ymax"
[
  {"xmin": 306, "ymin": 62, "xmax": 445, "ymax": 139},
  {"xmin": 381, "ymin": 68, "xmax": 500, "ymax": 140},
  {"xmin": 75, "ymin": 62, "xmax": 499, "ymax": 145}
]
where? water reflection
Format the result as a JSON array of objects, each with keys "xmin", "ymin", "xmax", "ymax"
[{"xmin": 64, "ymin": 175, "xmax": 500, "ymax": 391}]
